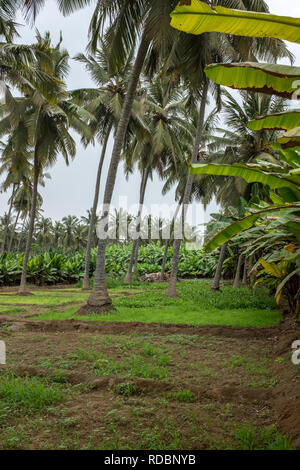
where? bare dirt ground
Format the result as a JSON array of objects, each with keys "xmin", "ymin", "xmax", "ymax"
[{"xmin": 0, "ymin": 314, "xmax": 299, "ymax": 450}]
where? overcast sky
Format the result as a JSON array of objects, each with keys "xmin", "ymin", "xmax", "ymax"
[{"xmin": 1, "ymin": 0, "xmax": 300, "ymax": 223}]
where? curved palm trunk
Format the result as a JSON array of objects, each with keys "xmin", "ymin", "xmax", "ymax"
[
  {"xmin": 1, "ymin": 184, "xmax": 16, "ymax": 253},
  {"xmin": 7, "ymin": 206, "xmax": 21, "ymax": 252},
  {"xmin": 211, "ymin": 243, "xmax": 228, "ymax": 291},
  {"xmin": 78, "ymin": 32, "xmax": 150, "ymax": 314},
  {"xmin": 166, "ymin": 80, "xmax": 209, "ymax": 298},
  {"xmin": 82, "ymin": 123, "xmax": 112, "ymax": 290},
  {"xmin": 19, "ymin": 154, "xmax": 39, "ymax": 295},
  {"xmin": 160, "ymin": 200, "xmax": 182, "ymax": 281},
  {"xmin": 124, "ymin": 168, "xmax": 149, "ymax": 283},
  {"xmin": 233, "ymin": 254, "xmax": 244, "ymax": 289}
]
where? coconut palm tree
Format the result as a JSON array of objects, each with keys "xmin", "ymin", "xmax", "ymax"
[
  {"xmin": 61, "ymin": 215, "xmax": 79, "ymax": 250},
  {"xmin": 78, "ymin": 0, "xmax": 185, "ymax": 313},
  {"xmin": 72, "ymin": 44, "xmax": 141, "ymax": 290},
  {"xmin": 201, "ymin": 90, "xmax": 288, "ymax": 207},
  {"xmin": 6, "ymin": 168, "xmax": 49, "ymax": 252},
  {"xmin": 0, "ymin": 32, "xmax": 92, "ymax": 294},
  {"xmin": 165, "ymin": 0, "xmax": 293, "ymax": 297},
  {"xmin": 0, "ymin": 137, "xmax": 32, "ymax": 253},
  {"xmin": 75, "ymin": 0, "xmax": 292, "ymax": 311},
  {"xmin": 35, "ymin": 217, "xmax": 53, "ymax": 249},
  {"xmin": 52, "ymin": 221, "xmax": 64, "ymax": 248},
  {"xmin": 123, "ymin": 76, "xmax": 194, "ymax": 283}
]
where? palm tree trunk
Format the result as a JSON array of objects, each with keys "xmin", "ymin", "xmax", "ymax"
[
  {"xmin": 242, "ymin": 257, "xmax": 248, "ymax": 286},
  {"xmin": 82, "ymin": 122, "xmax": 112, "ymax": 290},
  {"xmin": 1, "ymin": 184, "xmax": 16, "ymax": 253},
  {"xmin": 7, "ymin": 206, "xmax": 21, "ymax": 252},
  {"xmin": 124, "ymin": 167, "xmax": 149, "ymax": 283},
  {"xmin": 18, "ymin": 153, "xmax": 39, "ymax": 295},
  {"xmin": 17, "ymin": 216, "xmax": 27, "ymax": 252},
  {"xmin": 160, "ymin": 200, "xmax": 182, "ymax": 281},
  {"xmin": 211, "ymin": 243, "xmax": 228, "ymax": 291},
  {"xmin": 166, "ymin": 79, "xmax": 209, "ymax": 298},
  {"xmin": 233, "ymin": 254, "xmax": 243, "ymax": 289},
  {"xmin": 78, "ymin": 32, "xmax": 150, "ymax": 314}
]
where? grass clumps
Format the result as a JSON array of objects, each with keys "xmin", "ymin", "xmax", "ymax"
[
  {"xmin": 234, "ymin": 424, "xmax": 294, "ymax": 450},
  {"xmin": 0, "ymin": 372, "xmax": 64, "ymax": 411},
  {"xmin": 170, "ymin": 388, "xmax": 195, "ymax": 403},
  {"xmin": 113, "ymin": 382, "xmax": 139, "ymax": 397}
]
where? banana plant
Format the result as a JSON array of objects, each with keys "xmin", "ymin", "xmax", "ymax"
[{"xmin": 170, "ymin": 0, "xmax": 300, "ymax": 315}]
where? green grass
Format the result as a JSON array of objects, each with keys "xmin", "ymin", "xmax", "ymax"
[
  {"xmin": 0, "ymin": 291, "xmax": 88, "ymax": 306},
  {"xmin": 1, "ymin": 280, "xmax": 281, "ymax": 327},
  {"xmin": 31, "ymin": 305, "xmax": 281, "ymax": 327},
  {"xmin": 234, "ymin": 424, "xmax": 294, "ymax": 450},
  {"xmin": 169, "ymin": 388, "xmax": 195, "ymax": 403},
  {"xmin": 112, "ymin": 382, "xmax": 139, "ymax": 397},
  {"xmin": 93, "ymin": 354, "xmax": 169, "ymax": 380},
  {"xmin": 0, "ymin": 372, "xmax": 64, "ymax": 411},
  {"xmin": 0, "ymin": 306, "xmax": 24, "ymax": 315}
]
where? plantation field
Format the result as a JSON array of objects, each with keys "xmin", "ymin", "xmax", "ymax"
[
  {"xmin": 0, "ymin": 280, "xmax": 299, "ymax": 450},
  {"xmin": 0, "ymin": 280, "xmax": 281, "ymax": 326},
  {"xmin": 0, "ymin": 246, "xmax": 221, "ymax": 286}
]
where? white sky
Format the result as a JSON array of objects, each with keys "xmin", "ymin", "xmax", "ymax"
[{"xmin": 1, "ymin": 0, "xmax": 300, "ymax": 223}]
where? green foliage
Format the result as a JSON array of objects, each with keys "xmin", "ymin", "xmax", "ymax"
[
  {"xmin": 0, "ymin": 244, "xmax": 219, "ymax": 286},
  {"xmin": 113, "ymin": 382, "xmax": 138, "ymax": 397},
  {"xmin": 0, "ymin": 372, "xmax": 63, "ymax": 411},
  {"xmin": 181, "ymin": 2, "xmax": 300, "ymax": 316},
  {"xmin": 234, "ymin": 424, "xmax": 293, "ymax": 450},
  {"xmin": 170, "ymin": 388, "xmax": 195, "ymax": 403}
]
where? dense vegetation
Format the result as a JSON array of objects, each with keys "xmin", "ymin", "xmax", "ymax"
[
  {"xmin": 0, "ymin": 244, "xmax": 220, "ymax": 286},
  {"xmin": 1, "ymin": 0, "xmax": 298, "ymax": 318}
]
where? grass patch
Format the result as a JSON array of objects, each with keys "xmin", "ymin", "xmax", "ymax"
[
  {"xmin": 32, "ymin": 305, "xmax": 282, "ymax": 327},
  {"xmin": 169, "ymin": 388, "xmax": 195, "ymax": 403},
  {"xmin": 0, "ymin": 306, "xmax": 24, "ymax": 316},
  {"xmin": 94, "ymin": 354, "xmax": 169, "ymax": 380},
  {"xmin": 234, "ymin": 424, "xmax": 294, "ymax": 450},
  {"xmin": 224, "ymin": 355, "xmax": 270, "ymax": 376},
  {"xmin": 2, "ymin": 280, "xmax": 281, "ymax": 327},
  {"xmin": 112, "ymin": 382, "xmax": 139, "ymax": 397},
  {"xmin": 0, "ymin": 372, "xmax": 64, "ymax": 411}
]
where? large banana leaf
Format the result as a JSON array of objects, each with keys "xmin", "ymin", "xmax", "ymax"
[
  {"xmin": 248, "ymin": 111, "xmax": 300, "ymax": 131},
  {"xmin": 205, "ymin": 205, "xmax": 300, "ymax": 252},
  {"xmin": 205, "ymin": 63, "xmax": 300, "ymax": 99},
  {"xmin": 170, "ymin": 1, "xmax": 300, "ymax": 43},
  {"xmin": 278, "ymin": 126, "xmax": 300, "ymax": 149},
  {"xmin": 190, "ymin": 163, "xmax": 300, "ymax": 192}
]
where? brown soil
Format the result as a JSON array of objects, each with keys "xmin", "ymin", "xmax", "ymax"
[
  {"xmin": 0, "ymin": 317, "xmax": 285, "ymax": 338},
  {"xmin": 0, "ymin": 314, "xmax": 299, "ymax": 450}
]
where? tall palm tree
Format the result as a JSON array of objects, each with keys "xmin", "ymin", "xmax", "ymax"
[
  {"xmin": 35, "ymin": 217, "xmax": 53, "ymax": 249},
  {"xmin": 165, "ymin": 0, "xmax": 292, "ymax": 298},
  {"xmin": 72, "ymin": 44, "xmax": 138, "ymax": 290},
  {"xmin": 0, "ymin": 137, "xmax": 32, "ymax": 253},
  {"xmin": 0, "ymin": 32, "xmax": 91, "ymax": 294},
  {"xmin": 52, "ymin": 221, "xmax": 64, "ymax": 248},
  {"xmin": 79, "ymin": 0, "xmax": 184, "ymax": 313},
  {"xmin": 123, "ymin": 76, "xmax": 194, "ymax": 282},
  {"xmin": 6, "ymin": 168, "xmax": 49, "ymax": 252},
  {"xmin": 62, "ymin": 215, "xmax": 79, "ymax": 250}
]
